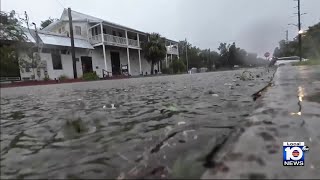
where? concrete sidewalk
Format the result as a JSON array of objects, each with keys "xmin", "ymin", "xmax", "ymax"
[{"xmin": 202, "ymin": 65, "xmax": 320, "ymax": 179}]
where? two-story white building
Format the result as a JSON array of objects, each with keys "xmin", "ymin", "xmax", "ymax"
[{"xmin": 20, "ymin": 9, "xmax": 179, "ymax": 80}]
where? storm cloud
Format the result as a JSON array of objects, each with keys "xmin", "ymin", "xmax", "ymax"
[{"xmin": 2, "ymin": 0, "xmax": 320, "ymax": 56}]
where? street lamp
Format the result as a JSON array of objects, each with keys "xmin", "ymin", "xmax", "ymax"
[{"xmin": 298, "ymin": 30, "xmax": 304, "ymax": 34}]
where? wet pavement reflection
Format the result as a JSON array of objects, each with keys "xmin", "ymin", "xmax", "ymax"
[{"xmin": 0, "ymin": 68, "xmax": 276, "ymax": 179}]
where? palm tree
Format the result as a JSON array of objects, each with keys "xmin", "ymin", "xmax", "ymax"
[{"xmin": 143, "ymin": 33, "xmax": 167, "ymax": 74}]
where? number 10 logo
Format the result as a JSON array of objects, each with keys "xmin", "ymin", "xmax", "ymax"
[{"xmin": 284, "ymin": 146, "xmax": 303, "ymax": 160}]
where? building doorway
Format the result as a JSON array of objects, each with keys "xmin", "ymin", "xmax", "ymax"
[
  {"xmin": 110, "ymin": 52, "xmax": 121, "ymax": 75},
  {"xmin": 81, "ymin": 56, "xmax": 93, "ymax": 74}
]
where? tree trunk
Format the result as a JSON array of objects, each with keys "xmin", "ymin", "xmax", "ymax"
[{"xmin": 151, "ymin": 61, "xmax": 154, "ymax": 75}]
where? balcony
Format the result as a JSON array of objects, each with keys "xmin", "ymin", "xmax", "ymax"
[
  {"xmin": 89, "ymin": 34, "xmax": 140, "ymax": 48},
  {"xmin": 166, "ymin": 46, "xmax": 179, "ymax": 55}
]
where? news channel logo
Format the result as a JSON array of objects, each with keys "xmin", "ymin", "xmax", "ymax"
[{"xmin": 283, "ymin": 142, "xmax": 309, "ymax": 166}]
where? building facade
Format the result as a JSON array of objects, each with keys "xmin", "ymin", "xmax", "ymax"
[{"xmin": 19, "ymin": 9, "xmax": 179, "ymax": 80}]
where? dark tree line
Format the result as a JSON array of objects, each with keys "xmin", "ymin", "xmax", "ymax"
[
  {"xmin": 273, "ymin": 22, "xmax": 320, "ymax": 59},
  {"xmin": 177, "ymin": 40, "xmax": 268, "ymax": 71}
]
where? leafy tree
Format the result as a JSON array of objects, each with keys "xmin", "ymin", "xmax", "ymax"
[
  {"xmin": 217, "ymin": 43, "xmax": 231, "ymax": 67},
  {"xmin": 0, "ymin": 11, "xmax": 26, "ymax": 41},
  {"xmin": 228, "ymin": 42, "xmax": 237, "ymax": 67},
  {"xmin": 273, "ymin": 47, "xmax": 281, "ymax": 57},
  {"xmin": 301, "ymin": 22, "xmax": 320, "ymax": 58},
  {"xmin": 0, "ymin": 10, "xmax": 26, "ymax": 77},
  {"xmin": 178, "ymin": 40, "xmax": 264, "ymax": 70},
  {"xmin": 143, "ymin": 33, "xmax": 167, "ymax": 74},
  {"xmin": 0, "ymin": 45, "xmax": 20, "ymax": 77},
  {"xmin": 40, "ymin": 17, "xmax": 56, "ymax": 30},
  {"xmin": 274, "ymin": 22, "xmax": 320, "ymax": 59},
  {"xmin": 169, "ymin": 58, "xmax": 186, "ymax": 74},
  {"xmin": 178, "ymin": 40, "xmax": 219, "ymax": 70}
]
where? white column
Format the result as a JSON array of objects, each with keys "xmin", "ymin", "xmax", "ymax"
[
  {"xmin": 125, "ymin": 30, "xmax": 131, "ymax": 75},
  {"xmin": 158, "ymin": 62, "xmax": 161, "ymax": 73},
  {"xmin": 177, "ymin": 43, "xmax": 179, "ymax": 59},
  {"xmin": 165, "ymin": 55, "xmax": 168, "ymax": 68},
  {"xmin": 100, "ymin": 23, "xmax": 104, "ymax": 44},
  {"xmin": 137, "ymin": 33, "xmax": 142, "ymax": 74},
  {"xmin": 170, "ymin": 41, "xmax": 173, "ymax": 62},
  {"xmin": 86, "ymin": 20, "xmax": 89, "ymax": 41},
  {"xmin": 100, "ymin": 23, "xmax": 108, "ymax": 74},
  {"xmin": 102, "ymin": 45, "xmax": 107, "ymax": 71}
]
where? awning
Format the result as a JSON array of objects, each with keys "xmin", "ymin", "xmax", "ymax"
[{"xmin": 38, "ymin": 33, "xmax": 94, "ymax": 49}]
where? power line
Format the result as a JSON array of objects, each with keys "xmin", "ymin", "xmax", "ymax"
[{"xmin": 55, "ymin": 0, "xmax": 65, "ymax": 9}]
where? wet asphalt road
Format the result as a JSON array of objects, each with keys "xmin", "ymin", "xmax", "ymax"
[
  {"xmin": 203, "ymin": 65, "xmax": 320, "ymax": 179},
  {"xmin": 0, "ymin": 67, "xmax": 275, "ymax": 179}
]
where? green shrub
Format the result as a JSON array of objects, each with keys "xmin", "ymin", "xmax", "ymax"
[
  {"xmin": 82, "ymin": 72, "xmax": 99, "ymax": 81},
  {"xmin": 170, "ymin": 60, "xmax": 186, "ymax": 74},
  {"xmin": 43, "ymin": 75, "xmax": 51, "ymax": 81},
  {"xmin": 58, "ymin": 74, "xmax": 68, "ymax": 81},
  {"xmin": 162, "ymin": 67, "xmax": 173, "ymax": 74}
]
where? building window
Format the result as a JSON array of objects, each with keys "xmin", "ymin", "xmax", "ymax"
[
  {"xmin": 112, "ymin": 30, "xmax": 116, "ymax": 36},
  {"xmin": 92, "ymin": 27, "xmax": 99, "ymax": 36},
  {"xmin": 61, "ymin": 49, "xmax": 69, "ymax": 55},
  {"xmin": 51, "ymin": 52, "xmax": 62, "ymax": 70},
  {"xmin": 118, "ymin": 32, "xmax": 123, "ymax": 37},
  {"xmin": 42, "ymin": 48, "xmax": 51, "ymax": 53},
  {"xmin": 103, "ymin": 28, "xmax": 106, "ymax": 34},
  {"xmin": 95, "ymin": 27, "xmax": 98, "ymax": 35},
  {"xmin": 75, "ymin": 26, "xmax": 81, "ymax": 35},
  {"xmin": 25, "ymin": 65, "xmax": 31, "ymax": 72}
]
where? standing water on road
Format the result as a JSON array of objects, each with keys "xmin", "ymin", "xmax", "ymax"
[{"xmin": 0, "ymin": 68, "xmax": 275, "ymax": 179}]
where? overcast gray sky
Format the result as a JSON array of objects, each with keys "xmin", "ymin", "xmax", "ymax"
[{"xmin": 2, "ymin": 0, "xmax": 320, "ymax": 56}]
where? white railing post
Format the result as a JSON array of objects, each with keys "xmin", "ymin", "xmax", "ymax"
[{"xmin": 125, "ymin": 30, "xmax": 131, "ymax": 75}]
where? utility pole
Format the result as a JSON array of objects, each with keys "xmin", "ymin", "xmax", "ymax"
[
  {"xmin": 208, "ymin": 48, "xmax": 211, "ymax": 70},
  {"xmin": 185, "ymin": 38, "xmax": 189, "ymax": 72},
  {"xmin": 68, "ymin": 7, "xmax": 77, "ymax": 79},
  {"xmin": 285, "ymin": 30, "xmax": 289, "ymax": 43},
  {"xmin": 297, "ymin": 0, "xmax": 302, "ymax": 62},
  {"xmin": 32, "ymin": 22, "xmax": 41, "ymax": 80}
]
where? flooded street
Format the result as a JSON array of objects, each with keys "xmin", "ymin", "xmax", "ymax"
[{"xmin": 1, "ymin": 68, "xmax": 275, "ymax": 179}]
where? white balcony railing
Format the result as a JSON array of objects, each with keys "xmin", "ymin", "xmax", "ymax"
[
  {"xmin": 104, "ymin": 34, "xmax": 127, "ymax": 46},
  {"xmin": 128, "ymin": 39, "xmax": 138, "ymax": 47},
  {"xmin": 90, "ymin": 35, "xmax": 102, "ymax": 44},
  {"xmin": 166, "ymin": 46, "xmax": 179, "ymax": 55},
  {"xmin": 89, "ymin": 34, "xmax": 140, "ymax": 48}
]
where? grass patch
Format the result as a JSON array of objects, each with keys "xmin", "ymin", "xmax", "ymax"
[
  {"xmin": 82, "ymin": 72, "xmax": 99, "ymax": 81},
  {"xmin": 58, "ymin": 74, "xmax": 69, "ymax": 81},
  {"xmin": 292, "ymin": 59, "xmax": 320, "ymax": 66},
  {"xmin": 43, "ymin": 75, "xmax": 51, "ymax": 81}
]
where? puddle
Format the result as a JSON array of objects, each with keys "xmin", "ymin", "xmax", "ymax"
[
  {"xmin": 9, "ymin": 111, "xmax": 25, "ymax": 120},
  {"xmin": 0, "ymin": 68, "xmax": 276, "ymax": 179}
]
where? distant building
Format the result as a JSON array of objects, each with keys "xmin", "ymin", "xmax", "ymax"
[
  {"xmin": 11, "ymin": 9, "xmax": 180, "ymax": 80},
  {"xmin": 199, "ymin": 67, "xmax": 208, "ymax": 73}
]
